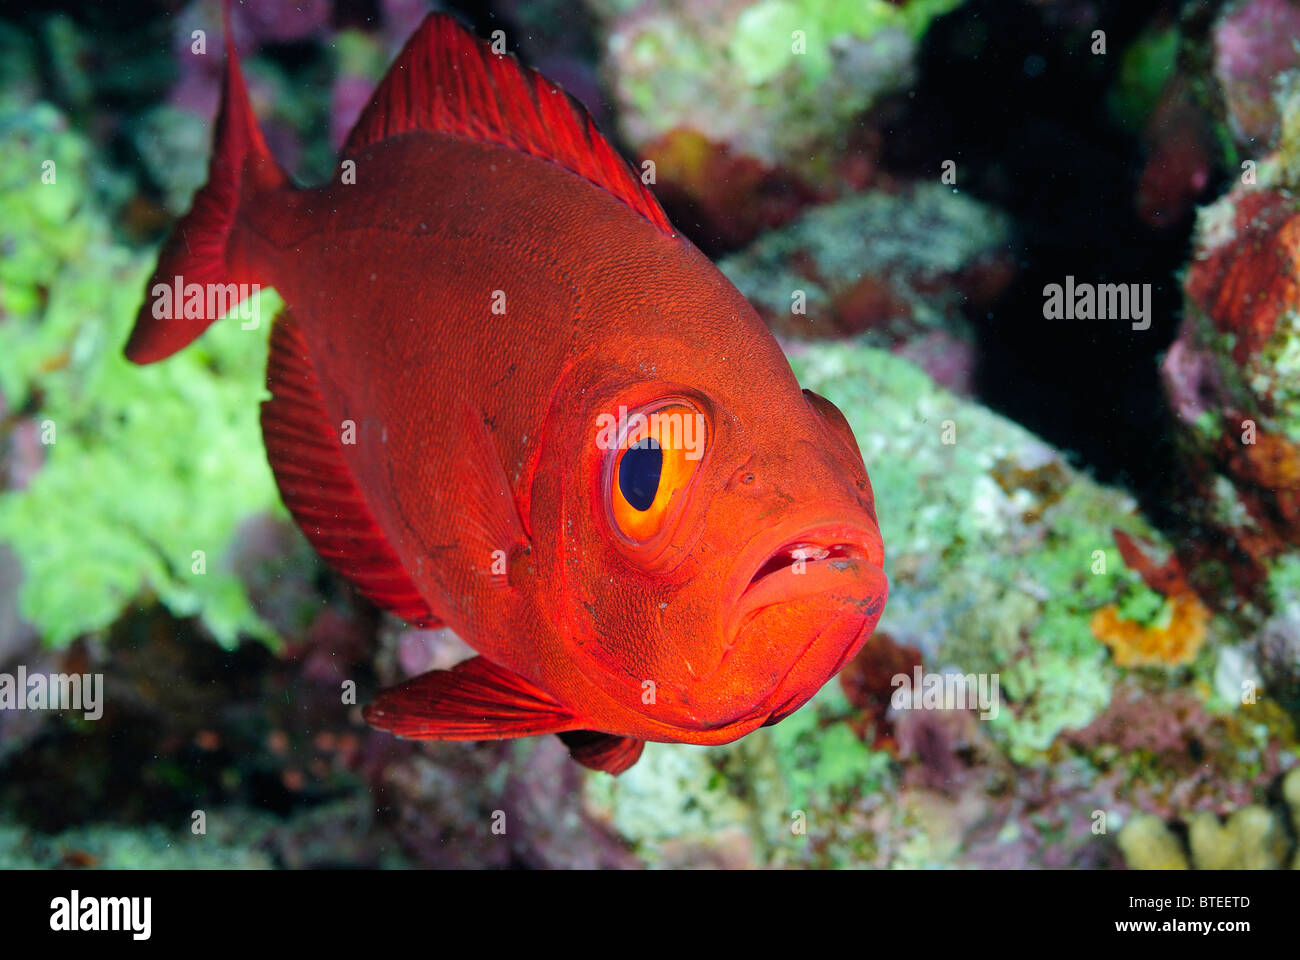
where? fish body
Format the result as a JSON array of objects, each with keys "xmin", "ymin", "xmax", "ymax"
[{"xmin": 127, "ymin": 12, "xmax": 888, "ymax": 772}]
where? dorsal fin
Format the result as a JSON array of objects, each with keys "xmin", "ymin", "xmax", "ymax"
[{"xmin": 341, "ymin": 12, "xmax": 675, "ymax": 237}]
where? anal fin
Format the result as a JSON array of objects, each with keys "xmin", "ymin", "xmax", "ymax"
[
  {"xmin": 557, "ymin": 731, "xmax": 646, "ymax": 775},
  {"xmin": 261, "ymin": 313, "xmax": 439, "ymax": 626}
]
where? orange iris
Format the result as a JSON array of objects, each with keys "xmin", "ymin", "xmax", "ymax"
[{"xmin": 608, "ymin": 402, "xmax": 706, "ymax": 545}]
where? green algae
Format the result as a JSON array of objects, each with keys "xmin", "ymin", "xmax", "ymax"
[
  {"xmin": 1268, "ymin": 553, "xmax": 1300, "ymax": 603},
  {"xmin": 334, "ymin": 28, "xmax": 391, "ymax": 82},
  {"xmin": 1251, "ymin": 305, "xmax": 1300, "ymax": 445},
  {"xmin": 768, "ymin": 683, "xmax": 892, "ymax": 809},
  {"xmin": 584, "ymin": 740, "xmax": 761, "ymax": 865},
  {"xmin": 585, "ymin": 682, "xmax": 893, "ymax": 868},
  {"xmin": 728, "ymin": 0, "xmax": 961, "ymax": 88},
  {"xmin": 0, "ymin": 102, "xmax": 283, "ymax": 649}
]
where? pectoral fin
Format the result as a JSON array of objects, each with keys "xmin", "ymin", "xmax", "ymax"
[
  {"xmin": 450, "ymin": 403, "xmax": 530, "ymax": 591},
  {"xmin": 364, "ymin": 658, "xmax": 647, "ymax": 774},
  {"xmin": 364, "ymin": 656, "xmax": 581, "ymax": 739}
]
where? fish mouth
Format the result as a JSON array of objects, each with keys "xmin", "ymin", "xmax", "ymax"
[
  {"xmin": 586, "ymin": 513, "xmax": 886, "ymax": 740},
  {"xmin": 729, "ymin": 521, "xmax": 887, "ymax": 726},
  {"xmin": 732, "ymin": 519, "xmax": 885, "ymax": 624},
  {"xmin": 745, "ymin": 540, "xmax": 868, "ymax": 592},
  {"xmin": 659, "ymin": 514, "xmax": 887, "ymax": 730}
]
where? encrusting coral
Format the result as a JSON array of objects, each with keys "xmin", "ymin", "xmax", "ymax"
[
  {"xmin": 1118, "ymin": 800, "xmax": 1295, "ymax": 870},
  {"xmin": 1090, "ymin": 593, "xmax": 1209, "ymax": 667}
]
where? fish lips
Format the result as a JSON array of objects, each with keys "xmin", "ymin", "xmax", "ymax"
[
  {"xmin": 729, "ymin": 519, "xmax": 886, "ymax": 627},
  {"xmin": 695, "ymin": 519, "xmax": 889, "ymax": 727}
]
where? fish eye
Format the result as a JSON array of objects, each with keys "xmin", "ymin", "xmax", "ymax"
[{"xmin": 604, "ymin": 400, "xmax": 707, "ymax": 550}]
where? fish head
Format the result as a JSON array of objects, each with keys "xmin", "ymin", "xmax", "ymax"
[{"xmin": 535, "ymin": 309, "xmax": 888, "ymax": 743}]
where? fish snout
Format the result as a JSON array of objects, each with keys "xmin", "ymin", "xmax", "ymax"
[
  {"xmin": 727, "ymin": 532, "xmax": 889, "ymax": 727},
  {"xmin": 652, "ymin": 515, "xmax": 888, "ymax": 730}
]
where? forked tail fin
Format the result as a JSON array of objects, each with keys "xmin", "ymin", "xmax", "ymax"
[{"xmin": 125, "ymin": 5, "xmax": 286, "ymax": 364}]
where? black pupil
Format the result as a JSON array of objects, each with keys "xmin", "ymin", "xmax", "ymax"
[{"xmin": 619, "ymin": 438, "xmax": 662, "ymax": 511}]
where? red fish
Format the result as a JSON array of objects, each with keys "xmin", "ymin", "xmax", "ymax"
[{"xmin": 126, "ymin": 12, "xmax": 888, "ymax": 773}]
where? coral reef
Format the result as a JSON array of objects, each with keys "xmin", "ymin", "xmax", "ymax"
[
  {"xmin": 788, "ymin": 344, "xmax": 1177, "ymax": 762},
  {"xmin": 587, "ymin": 0, "xmax": 965, "ymax": 242},
  {"xmin": 1213, "ymin": 0, "xmax": 1300, "ymax": 150},
  {"xmin": 1157, "ymin": 66, "xmax": 1300, "ymax": 711},
  {"xmin": 1116, "ymin": 813, "xmax": 1191, "ymax": 870},
  {"xmin": 1090, "ymin": 594, "xmax": 1209, "ymax": 667},
  {"xmin": 1066, "ymin": 681, "xmax": 1295, "ymax": 819},
  {"xmin": 719, "ymin": 184, "xmax": 1012, "ymax": 392},
  {"xmin": 1161, "ymin": 84, "xmax": 1300, "ymax": 590},
  {"xmin": 1087, "ymin": 529, "xmax": 1210, "ymax": 668},
  {"xmin": 0, "ymin": 102, "xmax": 283, "ymax": 648},
  {"xmin": 636, "ymin": 128, "xmax": 820, "ymax": 253},
  {"xmin": 0, "ymin": 814, "xmax": 278, "ymax": 869}
]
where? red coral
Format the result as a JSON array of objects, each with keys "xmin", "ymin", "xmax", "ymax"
[
  {"xmin": 893, "ymin": 707, "xmax": 979, "ymax": 794},
  {"xmin": 1214, "ymin": 419, "xmax": 1300, "ymax": 550},
  {"xmin": 1113, "ymin": 528, "xmax": 1193, "ymax": 596},
  {"xmin": 1064, "ymin": 681, "xmax": 1294, "ymax": 818},
  {"xmin": 832, "ymin": 274, "xmax": 915, "ymax": 336},
  {"xmin": 1184, "ymin": 189, "xmax": 1300, "ymax": 365}
]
